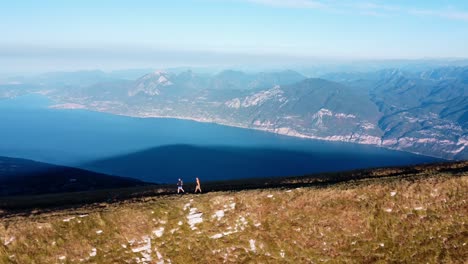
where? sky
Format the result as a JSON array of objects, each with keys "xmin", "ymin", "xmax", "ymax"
[{"xmin": 1, "ymin": 0, "xmax": 468, "ymax": 73}]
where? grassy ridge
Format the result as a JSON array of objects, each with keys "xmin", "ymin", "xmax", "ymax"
[
  {"xmin": 0, "ymin": 162, "xmax": 467, "ymax": 263},
  {"xmin": 0, "ymin": 161, "xmax": 466, "ymax": 213}
]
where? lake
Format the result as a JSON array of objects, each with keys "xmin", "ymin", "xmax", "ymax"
[{"xmin": 0, "ymin": 95, "xmax": 440, "ymax": 183}]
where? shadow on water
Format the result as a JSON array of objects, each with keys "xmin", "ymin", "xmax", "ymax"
[{"xmin": 82, "ymin": 144, "xmax": 442, "ymax": 184}]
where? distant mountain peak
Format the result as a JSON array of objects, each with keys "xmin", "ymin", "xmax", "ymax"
[
  {"xmin": 154, "ymin": 69, "xmax": 168, "ymax": 75},
  {"xmin": 129, "ymin": 71, "xmax": 174, "ymax": 96},
  {"xmin": 140, "ymin": 70, "xmax": 170, "ymax": 80},
  {"xmin": 217, "ymin": 69, "xmax": 245, "ymax": 76}
]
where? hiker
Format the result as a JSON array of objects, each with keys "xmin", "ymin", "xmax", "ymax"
[
  {"xmin": 177, "ymin": 178, "xmax": 185, "ymax": 193},
  {"xmin": 195, "ymin": 177, "xmax": 202, "ymax": 193}
]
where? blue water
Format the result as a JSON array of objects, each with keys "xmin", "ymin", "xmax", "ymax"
[{"xmin": 0, "ymin": 95, "xmax": 440, "ymax": 183}]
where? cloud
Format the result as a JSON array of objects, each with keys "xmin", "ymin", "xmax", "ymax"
[
  {"xmin": 353, "ymin": 2, "xmax": 400, "ymax": 12},
  {"xmin": 409, "ymin": 9, "xmax": 468, "ymax": 22},
  {"xmin": 245, "ymin": 0, "xmax": 325, "ymax": 9},
  {"xmin": 241, "ymin": 0, "xmax": 468, "ymax": 22},
  {"xmin": 346, "ymin": 2, "xmax": 468, "ymax": 22}
]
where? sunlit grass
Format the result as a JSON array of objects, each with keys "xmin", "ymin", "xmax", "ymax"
[{"xmin": 0, "ymin": 168, "xmax": 467, "ymax": 263}]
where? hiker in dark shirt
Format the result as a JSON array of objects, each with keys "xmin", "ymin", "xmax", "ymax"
[{"xmin": 177, "ymin": 178, "xmax": 185, "ymax": 193}]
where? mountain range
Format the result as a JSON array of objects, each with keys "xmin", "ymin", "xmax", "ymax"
[{"xmin": 1, "ymin": 67, "xmax": 466, "ymax": 160}]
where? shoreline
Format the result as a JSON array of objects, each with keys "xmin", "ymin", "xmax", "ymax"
[{"xmin": 49, "ymin": 103, "xmax": 452, "ymax": 161}]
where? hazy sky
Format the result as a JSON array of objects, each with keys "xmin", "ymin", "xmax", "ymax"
[{"xmin": 1, "ymin": 0, "xmax": 468, "ymax": 73}]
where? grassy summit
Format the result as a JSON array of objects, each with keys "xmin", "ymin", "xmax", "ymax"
[{"xmin": 0, "ymin": 162, "xmax": 467, "ymax": 263}]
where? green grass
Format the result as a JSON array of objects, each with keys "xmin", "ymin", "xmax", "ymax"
[{"xmin": 0, "ymin": 162, "xmax": 467, "ymax": 263}]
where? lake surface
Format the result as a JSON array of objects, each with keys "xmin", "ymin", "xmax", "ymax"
[{"xmin": 0, "ymin": 95, "xmax": 440, "ymax": 183}]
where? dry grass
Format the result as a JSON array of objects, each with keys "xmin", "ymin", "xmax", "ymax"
[{"xmin": 0, "ymin": 172, "xmax": 467, "ymax": 263}]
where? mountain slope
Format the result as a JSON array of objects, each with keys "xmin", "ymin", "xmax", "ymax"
[
  {"xmin": 220, "ymin": 78, "xmax": 383, "ymax": 144},
  {"xmin": 367, "ymin": 68, "xmax": 467, "ymax": 158},
  {"xmin": 1, "ymin": 161, "xmax": 466, "ymax": 263}
]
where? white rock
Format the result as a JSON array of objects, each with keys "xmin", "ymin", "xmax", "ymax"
[
  {"xmin": 241, "ymin": 87, "xmax": 284, "ymax": 108},
  {"xmin": 223, "ymin": 231, "xmax": 236, "ymax": 236},
  {"xmin": 390, "ymin": 191, "xmax": 397, "ymax": 197},
  {"xmin": 132, "ymin": 236, "xmax": 152, "ymax": 263},
  {"xmin": 4, "ymin": 236, "xmax": 15, "ymax": 246},
  {"xmin": 153, "ymin": 227, "xmax": 165, "ymax": 238},
  {"xmin": 156, "ymin": 249, "xmax": 164, "ymax": 263},
  {"xmin": 225, "ymin": 98, "xmax": 241, "ymax": 109},
  {"xmin": 212, "ymin": 210, "xmax": 225, "ymax": 221},
  {"xmin": 249, "ymin": 239, "xmax": 256, "ymax": 253},
  {"xmin": 89, "ymin": 248, "xmax": 97, "ymax": 257},
  {"xmin": 187, "ymin": 208, "xmax": 203, "ymax": 230},
  {"xmin": 96, "ymin": 230, "xmax": 103, "ymax": 234},
  {"xmin": 237, "ymin": 216, "xmax": 248, "ymax": 229},
  {"xmin": 210, "ymin": 233, "xmax": 223, "ymax": 239},
  {"xmin": 267, "ymin": 194, "xmax": 274, "ymax": 198},
  {"xmin": 187, "ymin": 213, "xmax": 203, "ymax": 229},
  {"xmin": 63, "ymin": 217, "xmax": 75, "ymax": 222}
]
